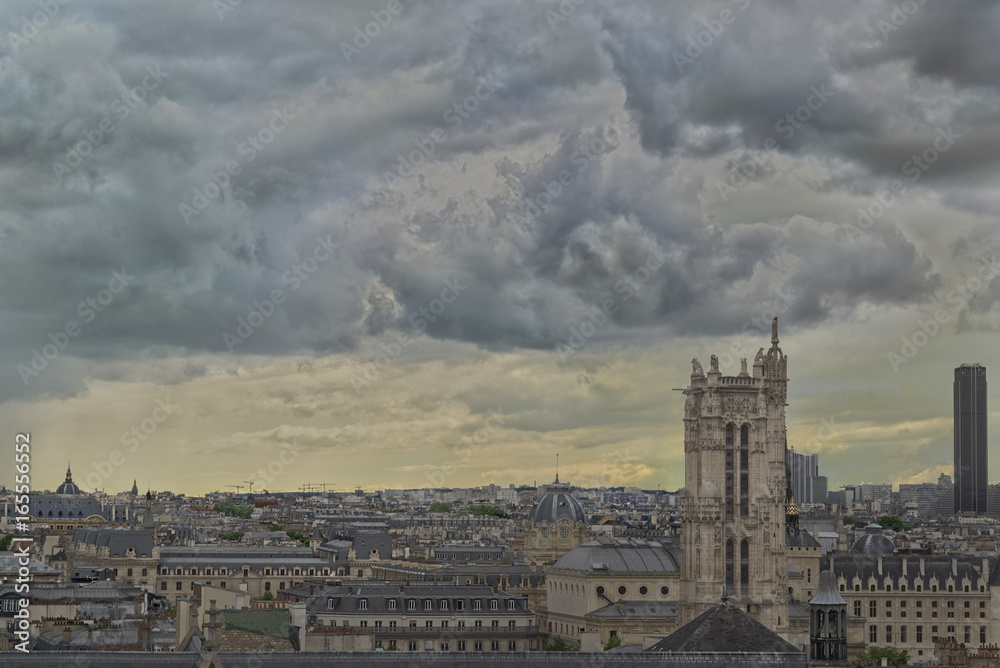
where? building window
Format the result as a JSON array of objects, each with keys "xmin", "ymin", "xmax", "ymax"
[
  {"xmin": 870, "ymin": 625, "xmax": 877, "ymax": 643},
  {"xmin": 457, "ymin": 621, "xmax": 465, "ymax": 628},
  {"xmin": 408, "ymin": 599, "xmax": 416, "ymax": 611},
  {"xmin": 491, "ymin": 599, "xmax": 499, "ymax": 611},
  {"xmin": 473, "ymin": 599, "xmax": 482, "ymax": 611},
  {"xmin": 870, "ymin": 601, "xmax": 877, "ymax": 618},
  {"xmin": 441, "ymin": 641, "xmax": 449, "ymax": 651},
  {"xmin": 639, "ymin": 586, "xmax": 648, "ymax": 596},
  {"xmin": 440, "ymin": 600, "xmax": 448, "ymax": 611},
  {"xmin": 441, "ymin": 621, "xmax": 448, "ymax": 628},
  {"xmin": 660, "ymin": 585, "xmax": 669, "ymax": 595},
  {"xmin": 456, "ymin": 600, "xmax": 464, "ymax": 611},
  {"xmin": 161, "ymin": 582, "xmax": 167, "ymax": 591},
  {"xmin": 388, "ymin": 599, "xmax": 397, "ymax": 611},
  {"xmin": 885, "ymin": 626, "xmax": 892, "ymax": 643},
  {"xmin": 740, "ymin": 540, "xmax": 749, "ymax": 596},
  {"xmin": 491, "ymin": 640, "xmax": 499, "ymax": 651},
  {"xmin": 265, "ymin": 582, "xmax": 271, "ymax": 591},
  {"xmin": 509, "ymin": 620, "xmax": 516, "ymax": 628},
  {"xmin": 426, "ymin": 620, "xmax": 433, "ymax": 628},
  {"xmin": 408, "ymin": 641, "xmax": 417, "ymax": 651},
  {"xmin": 509, "ymin": 640, "xmax": 517, "ymax": 651},
  {"xmin": 901, "ymin": 626, "xmax": 907, "ymax": 643},
  {"xmin": 458, "ymin": 641, "xmax": 466, "ymax": 651},
  {"xmin": 127, "ymin": 568, "xmax": 133, "ymax": 577},
  {"xmin": 360, "ymin": 621, "xmax": 367, "ymax": 628},
  {"xmin": 725, "ymin": 539, "xmax": 735, "ymax": 596},
  {"xmin": 475, "ymin": 642, "xmax": 483, "ymax": 652},
  {"xmin": 359, "ymin": 599, "xmax": 367, "ymax": 610},
  {"xmin": 389, "ymin": 621, "xmax": 396, "ymax": 629},
  {"xmin": 854, "ymin": 601, "xmax": 862, "ymax": 616},
  {"xmin": 965, "ymin": 627, "xmax": 971, "ymax": 644},
  {"xmin": 981, "ymin": 627, "xmax": 987, "ymax": 644},
  {"xmin": 176, "ymin": 582, "xmax": 182, "ymax": 591},
  {"xmin": 739, "ymin": 425, "xmax": 749, "ymax": 516},
  {"xmin": 508, "ymin": 600, "xmax": 516, "ymax": 610},
  {"xmin": 475, "ymin": 620, "xmax": 482, "ymax": 628},
  {"xmin": 725, "ymin": 424, "xmax": 734, "ymax": 520},
  {"xmin": 916, "ymin": 626, "xmax": 923, "ymax": 643}
]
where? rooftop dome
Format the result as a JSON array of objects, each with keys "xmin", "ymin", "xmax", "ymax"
[
  {"xmin": 56, "ymin": 464, "xmax": 82, "ymax": 495},
  {"xmin": 849, "ymin": 523, "xmax": 896, "ymax": 555},
  {"xmin": 529, "ymin": 479, "xmax": 586, "ymax": 525},
  {"xmin": 553, "ymin": 537, "xmax": 680, "ymax": 573}
]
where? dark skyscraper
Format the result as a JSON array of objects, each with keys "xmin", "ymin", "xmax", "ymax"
[{"xmin": 955, "ymin": 363, "xmax": 988, "ymax": 514}]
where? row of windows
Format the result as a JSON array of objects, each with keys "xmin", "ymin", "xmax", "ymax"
[
  {"xmin": 868, "ymin": 624, "xmax": 985, "ymax": 645},
  {"xmin": 354, "ymin": 598, "xmax": 517, "ymax": 612},
  {"xmin": 580, "ymin": 584, "xmax": 669, "ymax": 597},
  {"xmin": 724, "ymin": 424, "xmax": 750, "ymax": 520},
  {"xmin": 159, "ymin": 566, "xmax": 327, "ymax": 577},
  {"xmin": 386, "ymin": 640, "xmax": 521, "ymax": 651},
  {"xmin": 855, "ymin": 598, "xmax": 986, "ymax": 620},
  {"xmin": 342, "ymin": 619, "xmax": 520, "ymax": 629},
  {"xmin": 843, "ymin": 583, "xmax": 984, "ymax": 593}
]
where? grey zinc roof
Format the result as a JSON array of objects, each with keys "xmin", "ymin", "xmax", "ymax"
[
  {"xmin": 827, "ymin": 554, "xmax": 993, "ymax": 590},
  {"xmin": 646, "ymin": 602, "xmax": 801, "ymax": 654},
  {"xmin": 552, "ymin": 538, "xmax": 679, "ymax": 574},
  {"xmin": 0, "ymin": 551, "xmax": 61, "ymax": 575},
  {"xmin": 849, "ymin": 524, "xmax": 896, "ymax": 555},
  {"xmin": 785, "ymin": 528, "xmax": 821, "ymax": 548},
  {"xmin": 586, "ymin": 600, "xmax": 677, "ymax": 619},
  {"xmin": 809, "ymin": 570, "xmax": 847, "ymax": 606},
  {"xmin": 529, "ymin": 484, "xmax": 586, "ymax": 525}
]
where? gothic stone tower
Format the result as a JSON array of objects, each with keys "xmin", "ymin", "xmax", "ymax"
[{"xmin": 678, "ymin": 318, "xmax": 789, "ymax": 634}]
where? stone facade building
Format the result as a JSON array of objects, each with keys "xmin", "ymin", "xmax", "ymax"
[{"xmin": 678, "ymin": 319, "xmax": 790, "ymax": 633}]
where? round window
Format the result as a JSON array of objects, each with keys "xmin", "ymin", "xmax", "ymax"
[
  {"xmin": 617, "ymin": 585, "xmax": 627, "ymax": 596},
  {"xmin": 660, "ymin": 585, "xmax": 669, "ymax": 595},
  {"xmin": 596, "ymin": 586, "xmax": 605, "ymax": 596},
  {"xmin": 639, "ymin": 586, "xmax": 648, "ymax": 596}
]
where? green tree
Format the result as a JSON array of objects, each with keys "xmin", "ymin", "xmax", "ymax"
[
  {"xmin": 544, "ymin": 637, "xmax": 578, "ymax": 651},
  {"xmin": 876, "ymin": 515, "xmax": 910, "ymax": 532},
  {"xmin": 0, "ymin": 534, "xmax": 12, "ymax": 551},
  {"xmin": 468, "ymin": 504, "xmax": 508, "ymax": 518},
  {"xmin": 214, "ymin": 501, "xmax": 253, "ymax": 519},
  {"xmin": 270, "ymin": 524, "xmax": 283, "ymax": 531},
  {"xmin": 852, "ymin": 647, "xmax": 910, "ymax": 667},
  {"xmin": 428, "ymin": 502, "xmax": 453, "ymax": 513},
  {"xmin": 218, "ymin": 531, "xmax": 244, "ymax": 541},
  {"xmin": 603, "ymin": 635, "xmax": 622, "ymax": 651},
  {"xmin": 259, "ymin": 591, "xmax": 274, "ymax": 601}
]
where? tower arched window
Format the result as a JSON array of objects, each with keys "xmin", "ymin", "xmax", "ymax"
[
  {"xmin": 725, "ymin": 424, "xmax": 734, "ymax": 521},
  {"xmin": 739, "ymin": 425, "xmax": 749, "ymax": 516},
  {"xmin": 740, "ymin": 539, "xmax": 750, "ymax": 596},
  {"xmin": 725, "ymin": 540, "xmax": 734, "ymax": 595}
]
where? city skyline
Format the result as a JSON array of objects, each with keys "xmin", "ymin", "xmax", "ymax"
[{"xmin": 1, "ymin": 2, "xmax": 1000, "ymax": 496}]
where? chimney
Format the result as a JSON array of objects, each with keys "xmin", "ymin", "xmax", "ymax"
[
  {"xmin": 902, "ymin": 556, "xmax": 908, "ymax": 582},
  {"xmin": 400, "ymin": 585, "xmax": 404, "ymax": 593},
  {"xmin": 347, "ymin": 586, "xmax": 352, "ymax": 594},
  {"xmin": 878, "ymin": 556, "xmax": 883, "ymax": 576},
  {"xmin": 983, "ymin": 556, "xmax": 991, "ymax": 580},
  {"xmin": 919, "ymin": 557, "xmax": 925, "ymax": 577},
  {"xmin": 952, "ymin": 558, "xmax": 958, "ymax": 578}
]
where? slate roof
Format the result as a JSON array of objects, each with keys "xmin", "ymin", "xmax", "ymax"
[
  {"xmin": 849, "ymin": 524, "xmax": 896, "ymax": 555},
  {"xmin": 73, "ymin": 528, "xmax": 154, "ymax": 558},
  {"xmin": 552, "ymin": 538, "xmax": 680, "ymax": 574},
  {"xmin": 306, "ymin": 583, "xmax": 532, "ymax": 616},
  {"xmin": 645, "ymin": 602, "xmax": 801, "ymax": 654},
  {"xmin": 529, "ymin": 482, "xmax": 586, "ymax": 525},
  {"xmin": 586, "ymin": 600, "xmax": 677, "ymax": 619},
  {"xmin": 785, "ymin": 528, "xmax": 821, "ymax": 548},
  {"xmin": 0, "ymin": 551, "xmax": 61, "ymax": 576},
  {"xmin": 826, "ymin": 553, "xmax": 993, "ymax": 590}
]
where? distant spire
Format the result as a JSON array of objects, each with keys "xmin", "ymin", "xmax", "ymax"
[
  {"xmin": 555, "ymin": 454, "xmax": 559, "ymax": 484},
  {"xmin": 65, "ymin": 462, "xmax": 73, "ymax": 483},
  {"xmin": 771, "ymin": 317, "xmax": 779, "ymax": 348}
]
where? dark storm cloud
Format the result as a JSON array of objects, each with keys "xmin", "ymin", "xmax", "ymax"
[{"xmin": 0, "ymin": 0, "xmax": 992, "ymax": 402}]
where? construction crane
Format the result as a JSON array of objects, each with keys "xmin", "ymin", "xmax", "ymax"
[
  {"xmin": 243, "ymin": 478, "xmax": 256, "ymax": 494},
  {"xmin": 225, "ymin": 484, "xmax": 244, "ymax": 494}
]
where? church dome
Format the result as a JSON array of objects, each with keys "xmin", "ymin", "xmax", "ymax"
[
  {"xmin": 529, "ymin": 480, "xmax": 586, "ymax": 525},
  {"xmin": 56, "ymin": 464, "xmax": 82, "ymax": 495},
  {"xmin": 850, "ymin": 523, "xmax": 896, "ymax": 555}
]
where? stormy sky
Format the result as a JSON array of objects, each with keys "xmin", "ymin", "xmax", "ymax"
[{"xmin": 2, "ymin": 0, "xmax": 999, "ymax": 496}]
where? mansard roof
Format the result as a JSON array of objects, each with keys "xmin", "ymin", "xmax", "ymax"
[{"xmin": 826, "ymin": 554, "xmax": 993, "ymax": 590}]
